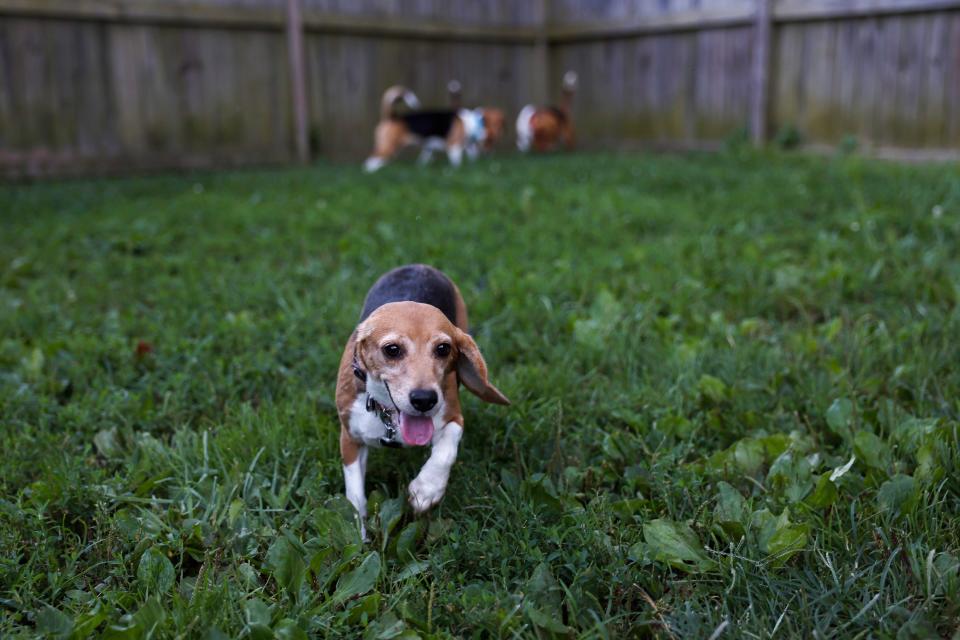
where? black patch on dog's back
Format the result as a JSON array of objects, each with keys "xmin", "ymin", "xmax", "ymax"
[
  {"xmin": 545, "ymin": 106, "xmax": 567, "ymax": 123},
  {"xmin": 397, "ymin": 111, "xmax": 457, "ymax": 139},
  {"xmin": 360, "ymin": 264, "xmax": 458, "ymax": 325}
]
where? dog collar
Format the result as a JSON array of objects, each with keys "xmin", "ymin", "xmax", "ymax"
[
  {"xmin": 354, "ymin": 355, "xmax": 403, "ymax": 448},
  {"xmin": 459, "ymin": 108, "xmax": 486, "ymax": 143},
  {"xmin": 366, "ymin": 395, "xmax": 402, "ymax": 448}
]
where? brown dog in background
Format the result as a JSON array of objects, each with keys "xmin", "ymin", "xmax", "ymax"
[{"xmin": 516, "ymin": 71, "xmax": 577, "ymax": 152}]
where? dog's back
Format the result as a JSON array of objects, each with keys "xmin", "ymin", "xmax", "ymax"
[
  {"xmin": 398, "ymin": 111, "xmax": 458, "ymax": 139},
  {"xmin": 360, "ymin": 264, "xmax": 459, "ymax": 326}
]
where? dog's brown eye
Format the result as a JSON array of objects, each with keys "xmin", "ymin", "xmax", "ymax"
[
  {"xmin": 382, "ymin": 343, "xmax": 402, "ymax": 359},
  {"xmin": 434, "ymin": 343, "xmax": 451, "ymax": 358}
]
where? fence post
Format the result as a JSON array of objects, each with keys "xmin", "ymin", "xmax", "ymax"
[
  {"xmin": 533, "ymin": 0, "xmax": 550, "ymax": 104},
  {"xmin": 750, "ymin": 0, "xmax": 772, "ymax": 146},
  {"xmin": 286, "ymin": 0, "xmax": 310, "ymax": 163}
]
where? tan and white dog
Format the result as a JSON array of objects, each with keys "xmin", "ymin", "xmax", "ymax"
[
  {"xmin": 364, "ymin": 86, "xmax": 505, "ymax": 172},
  {"xmin": 516, "ymin": 71, "xmax": 578, "ymax": 153},
  {"xmin": 335, "ymin": 264, "xmax": 510, "ymax": 534},
  {"xmin": 448, "ymin": 79, "xmax": 507, "ymax": 161}
]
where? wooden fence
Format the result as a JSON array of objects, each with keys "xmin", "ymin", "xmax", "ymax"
[
  {"xmin": 550, "ymin": 0, "xmax": 960, "ymax": 155},
  {"xmin": 0, "ymin": 0, "xmax": 958, "ymax": 177}
]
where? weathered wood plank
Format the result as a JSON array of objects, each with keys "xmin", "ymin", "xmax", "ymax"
[
  {"xmin": 697, "ymin": 29, "xmax": 723, "ymax": 139},
  {"xmin": 803, "ymin": 21, "xmax": 838, "ymax": 143},
  {"xmin": 1, "ymin": 0, "xmax": 956, "ymax": 43},
  {"xmin": 108, "ymin": 24, "xmax": 147, "ymax": 154},
  {"xmin": 679, "ymin": 32, "xmax": 697, "ymax": 142},
  {"xmin": 946, "ymin": 13, "xmax": 960, "ymax": 145},
  {"xmin": 0, "ymin": 21, "xmax": 12, "ymax": 149},
  {"xmin": 551, "ymin": 7, "xmax": 754, "ymax": 41},
  {"xmin": 657, "ymin": 34, "xmax": 684, "ymax": 140},
  {"xmin": 286, "ymin": 0, "xmax": 309, "ymax": 162},
  {"xmin": 874, "ymin": 16, "xmax": 902, "ymax": 145},
  {"xmin": 531, "ymin": 0, "xmax": 548, "ymax": 104},
  {"xmin": 74, "ymin": 20, "xmax": 113, "ymax": 155},
  {"xmin": 693, "ymin": 29, "xmax": 711, "ymax": 140},
  {"xmin": 851, "ymin": 17, "xmax": 880, "ymax": 146},
  {"xmin": 0, "ymin": 0, "xmax": 541, "ymax": 42},
  {"xmin": 919, "ymin": 13, "xmax": 946, "ymax": 146},
  {"xmin": 750, "ymin": 0, "xmax": 772, "ymax": 144},
  {"xmin": 635, "ymin": 37, "xmax": 655, "ymax": 140},
  {"xmin": 548, "ymin": 0, "xmax": 959, "ymax": 40},
  {"xmin": 832, "ymin": 19, "xmax": 857, "ymax": 144},
  {"xmin": 771, "ymin": 23, "xmax": 804, "ymax": 139},
  {"xmin": 896, "ymin": 15, "xmax": 925, "ymax": 145},
  {"xmin": 734, "ymin": 27, "xmax": 753, "ymax": 132},
  {"xmin": 776, "ymin": 0, "xmax": 960, "ymax": 23}
]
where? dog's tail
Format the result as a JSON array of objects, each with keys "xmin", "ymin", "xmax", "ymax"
[
  {"xmin": 380, "ymin": 85, "xmax": 420, "ymax": 119},
  {"xmin": 516, "ymin": 104, "xmax": 536, "ymax": 152},
  {"xmin": 559, "ymin": 70, "xmax": 577, "ymax": 115},
  {"xmin": 447, "ymin": 79, "xmax": 462, "ymax": 109}
]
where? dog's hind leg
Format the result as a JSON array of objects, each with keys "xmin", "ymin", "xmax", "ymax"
[
  {"xmin": 561, "ymin": 124, "xmax": 576, "ymax": 151},
  {"xmin": 363, "ymin": 156, "xmax": 386, "ymax": 173},
  {"xmin": 364, "ymin": 122, "xmax": 401, "ymax": 172}
]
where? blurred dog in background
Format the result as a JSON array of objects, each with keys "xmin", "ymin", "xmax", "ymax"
[
  {"xmin": 447, "ymin": 80, "xmax": 506, "ymax": 161},
  {"xmin": 363, "ymin": 83, "xmax": 504, "ymax": 172},
  {"xmin": 516, "ymin": 71, "xmax": 577, "ymax": 153}
]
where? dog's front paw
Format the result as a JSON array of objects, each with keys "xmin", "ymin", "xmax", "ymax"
[{"xmin": 408, "ymin": 475, "xmax": 447, "ymax": 514}]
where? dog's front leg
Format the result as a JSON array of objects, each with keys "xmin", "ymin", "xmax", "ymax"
[
  {"xmin": 408, "ymin": 421, "xmax": 463, "ymax": 513},
  {"xmin": 417, "ymin": 147, "xmax": 435, "ymax": 166},
  {"xmin": 465, "ymin": 142, "xmax": 479, "ymax": 162},
  {"xmin": 343, "ymin": 445, "xmax": 369, "ymax": 539}
]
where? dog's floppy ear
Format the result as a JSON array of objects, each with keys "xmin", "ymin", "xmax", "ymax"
[
  {"xmin": 353, "ymin": 320, "xmax": 376, "ymax": 371},
  {"xmin": 454, "ymin": 328, "xmax": 510, "ymax": 405}
]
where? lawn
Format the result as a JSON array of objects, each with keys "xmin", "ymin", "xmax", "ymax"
[{"xmin": 1, "ymin": 151, "xmax": 959, "ymax": 639}]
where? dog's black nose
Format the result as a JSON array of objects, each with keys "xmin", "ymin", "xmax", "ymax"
[{"xmin": 409, "ymin": 389, "xmax": 438, "ymax": 413}]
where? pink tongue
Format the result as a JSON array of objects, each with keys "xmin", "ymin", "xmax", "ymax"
[{"xmin": 400, "ymin": 413, "xmax": 435, "ymax": 446}]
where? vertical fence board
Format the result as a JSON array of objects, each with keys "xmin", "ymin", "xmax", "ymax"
[
  {"xmin": 853, "ymin": 18, "xmax": 880, "ymax": 146},
  {"xmin": 896, "ymin": 16, "xmax": 925, "ymax": 145},
  {"xmin": 833, "ymin": 20, "xmax": 856, "ymax": 144},
  {"xmin": 772, "ymin": 24, "xmax": 796, "ymax": 139},
  {"xmin": 109, "ymin": 25, "xmax": 146, "ymax": 154},
  {"xmin": 0, "ymin": 22, "xmax": 11, "ymax": 149},
  {"xmin": 804, "ymin": 22, "xmax": 835, "ymax": 143},
  {"xmin": 750, "ymin": 0, "xmax": 771, "ymax": 144},
  {"xmin": 948, "ymin": 14, "xmax": 960, "ymax": 145},
  {"xmin": 875, "ymin": 17, "xmax": 902, "ymax": 146},
  {"xmin": 919, "ymin": 14, "xmax": 945, "ymax": 146}
]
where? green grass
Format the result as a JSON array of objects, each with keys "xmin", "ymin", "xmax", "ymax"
[{"xmin": 1, "ymin": 151, "xmax": 959, "ymax": 639}]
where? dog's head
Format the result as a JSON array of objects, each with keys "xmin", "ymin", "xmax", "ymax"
[
  {"xmin": 480, "ymin": 108, "xmax": 506, "ymax": 150},
  {"xmin": 355, "ymin": 302, "xmax": 509, "ymax": 444}
]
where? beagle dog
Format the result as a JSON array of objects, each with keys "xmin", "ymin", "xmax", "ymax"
[
  {"xmin": 447, "ymin": 80, "xmax": 507, "ymax": 161},
  {"xmin": 336, "ymin": 264, "xmax": 510, "ymax": 534},
  {"xmin": 516, "ymin": 71, "xmax": 578, "ymax": 153},
  {"xmin": 363, "ymin": 85, "xmax": 504, "ymax": 172}
]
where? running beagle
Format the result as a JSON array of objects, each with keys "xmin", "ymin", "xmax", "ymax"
[
  {"xmin": 363, "ymin": 86, "xmax": 504, "ymax": 172},
  {"xmin": 335, "ymin": 265, "xmax": 510, "ymax": 534},
  {"xmin": 516, "ymin": 71, "xmax": 578, "ymax": 153},
  {"xmin": 448, "ymin": 80, "xmax": 507, "ymax": 161}
]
